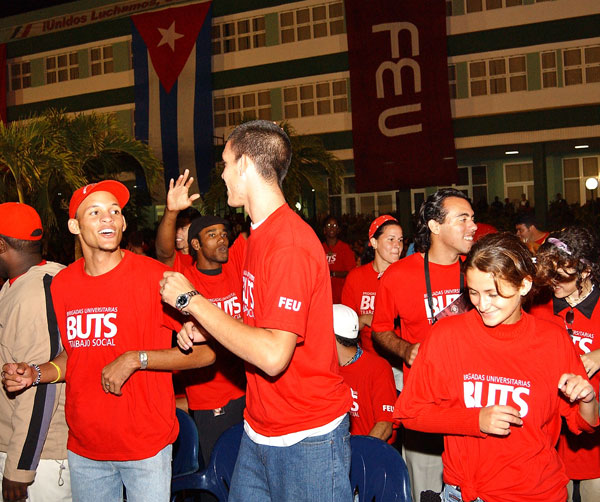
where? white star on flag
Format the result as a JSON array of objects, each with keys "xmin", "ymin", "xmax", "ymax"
[{"xmin": 157, "ymin": 21, "xmax": 184, "ymax": 51}]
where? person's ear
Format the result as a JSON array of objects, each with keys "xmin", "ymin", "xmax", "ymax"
[
  {"xmin": 520, "ymin": 277, "xmax": 533, "ymax": 296},
  {"xmin": 369, "ymin": 237, "xmax": 378, "ymax": 249},
  {"xmin": 428, "ymin": 219, "xmax": 441, "ymax": 235},
  {"xmin": 191, "ymin": 238, "xmax": 201, "ymax": 251},
  {"xmin": 67, "ymin": 218, "xmax": 81, "ymax": 236}
]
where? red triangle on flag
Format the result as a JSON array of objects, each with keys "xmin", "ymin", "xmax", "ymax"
[{"xmin": 132, "ymin": 2, "xmax": 211, "ymax": 94}]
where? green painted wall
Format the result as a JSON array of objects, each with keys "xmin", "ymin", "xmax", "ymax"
[
  {"xmin": 456, "ymin": 62, "xmax": 468, "ymax": 99},
  {"xmin": 485, "ymin": 160, "xmax": 505, "ymax": 201},
  {"xmin": 270, "ymin": 88, "xmax": 282, "ymax": 121},
  {"xmin": 526, "ymin": 52, "xmax": 540, "ymax": 91},
  {"xmin": 265, "ymin": 12, "xmax": 279, "ymax": 46},
  {"xmin": 114, "ymin": 109, "xmax": 133, "ymax": 135},
  {"xmin": 113, "ymin": 41, "xmax": 131, "ymax": 72},
  {"xmin": 77, "ymin": 48, "xmax": 89, "ymax": 78},
  {"xmin": 452, "ymin": 0, "xmax": 465, "ymax": 16},
  {"xmin": 30, "ymin": 58, "xmax": 44, "ymax": 87}
]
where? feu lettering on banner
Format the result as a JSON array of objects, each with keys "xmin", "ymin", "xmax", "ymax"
[{"xmin": 373, "ymin": 22, "xmax": 422, "ymax": 138}]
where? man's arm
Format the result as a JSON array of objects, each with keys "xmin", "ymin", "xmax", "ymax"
[
  {"xmin": 368, "ymin": 421, "xmax": 393, "ymax": 442},
  {"xmin": 100, "ymin": 344, "xmax": 216, "ymax": 395},
  {"xmin": 161, "ymin": 272, "xmax": 298, "ymax": 377},
  {"xmin": 155, "ymin": 170, "xmax": 200, "ymax": 266},
  {"xmin": 2, "ymin": 350, "xmax": 68, "ymax": 392},
  {"xmin": 372, "ymin": 330, "xmax": 420, "ymax": 366}
]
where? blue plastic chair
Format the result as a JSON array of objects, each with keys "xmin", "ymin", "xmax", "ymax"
[
  {"xmin": 350, "ymin": 435, "xmax": 412, "ymax": 502},
  {"xmin": 171, "ymin": 409, "xmax": 205, "ymax": 501},
  {"xmin": 170, "ymin": 419, "xmax": 243, "ymax": 502}
]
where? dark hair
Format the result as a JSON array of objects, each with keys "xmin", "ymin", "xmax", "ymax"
[
  {"xmin": 175, "ymin": 207, "xmax": 200, "ymax": 229},
  {"xmin": 463, "ymin": 232, "xmax": 536, "ymax": 299},
  {"xmin": 361, "ymin": 220, "xmax": 402, "ymax": 263},
  {"xmin": 335, "ymin": 334, "xmax": 358, "ymax": 347},
  {"xmin": 227, "ymin": 120, "xmax": 292, "ymax": 187},
  {"xmin": 0, "ymin": 234, "xmax": 42, "ymax": 255},
  {"xmin": 535, "ymin": 226, "xmax": 600, "ymax": 292},
  {"xmin": 514, "ymin": 212, "xmax": 536, "ymax": 227},
  {"xmin": 414, "ymin": 188, "xmax": 469, "ymax": 253}
]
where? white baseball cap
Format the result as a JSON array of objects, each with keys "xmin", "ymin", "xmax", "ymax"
[{"xmin": 333, "ymin": 304, "xmax": 359, "ymax": 339}]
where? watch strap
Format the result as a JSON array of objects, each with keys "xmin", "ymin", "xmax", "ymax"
[{"xmin": 139, "ymin": 351, "xmax": 148, "ymax": 370}]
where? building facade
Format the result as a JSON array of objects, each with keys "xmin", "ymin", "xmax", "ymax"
[{"xmin": 2, "ymin": 0, "xmax": 599, "ymax": 230}]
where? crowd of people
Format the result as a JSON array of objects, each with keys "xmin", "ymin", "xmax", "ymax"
[{"xmin": 0, "ymin": 120, "xmax": 599, "ymax": 502}]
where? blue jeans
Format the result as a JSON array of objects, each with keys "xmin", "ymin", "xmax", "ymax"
[
  {"xmin": 68, "ymin": 444, "xmax": 172, "ymax": 502},
  {"xmin": 228, "ymin": 415, "xmax": 352, "ymax": 502}
]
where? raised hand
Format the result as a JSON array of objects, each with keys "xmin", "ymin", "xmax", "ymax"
[{"xmin": 167, "ymin": 169, "xmax": 201, "ymax": 212}]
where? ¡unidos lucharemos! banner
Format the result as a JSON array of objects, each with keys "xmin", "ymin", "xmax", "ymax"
[{"xmin": 344, "ymin": 0, "xmax": 457, "ymax": 192}]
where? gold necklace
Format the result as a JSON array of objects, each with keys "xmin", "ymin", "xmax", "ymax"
[{"xmin": 565, "ymin": 283, "xmax": 594, "ymax": 308}]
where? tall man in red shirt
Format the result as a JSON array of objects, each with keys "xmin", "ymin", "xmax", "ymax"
[
  {"xmin": 372, "ymin": 188, "xmax": 477, "ymax": 502},
  {"xmin": 161, "ymin": 120, "xmax": 352, "ymax": 502},
  {"xmin": 2, "ymin": 181, "xmax": 214, "ymax": 502}
]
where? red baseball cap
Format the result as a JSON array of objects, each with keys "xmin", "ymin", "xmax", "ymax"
[
  {"xmin": 368, "ymin": 215, "xmax": 398, "ymax": 241},
  {"xmin": 69, "ymin": 180, "xmax": 130, "ymax": 219},
  {"xmin": 0, "ymin": 202, "xmax": 43, "ymax": 241}
]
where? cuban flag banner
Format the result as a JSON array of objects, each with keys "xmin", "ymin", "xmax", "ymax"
[{"xmin": 131, "ymin": 1, "xmax": 212, "ymax": 195}]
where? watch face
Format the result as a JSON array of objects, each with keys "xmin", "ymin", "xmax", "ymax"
[{"xmin": 176, "ymin": 293, "xmax": 189, "ymax": 310}]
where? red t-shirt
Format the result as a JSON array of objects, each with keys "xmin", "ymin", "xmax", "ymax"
[
  {"xmin": 323, "ymin": 240, "xmax": 356, "ymax": 304},
  {"xmin": 242, "ymin": 204, "xmax": 351, "ymax": 436},
  {"xmin": 341, "ymin": 263, "xmax": 381, "ymax": 353},
  {"xmin": 51, "ymin": 251, "xmax": 179, "ymax": 460},
  {"xmin": 395, "ymin": 310, "xmax": 596, "ymax": 502},
  {"xmin": 182, "ymin": 238, "xmax": 246, "ymax": 410},
  {"xmin": 173, "ymin": 250, "xmax": 193, "ymax": 273},
  {"xmin": 372, "ymin": 253, "xmax": 462, "ymax": 383},
  {"xmin": 339, "ymin": 350, "xmax": 396, "ymax": 443},
  {"xmin": 531, "ymin": 292, "xmax": 600, "ymax": 480}
]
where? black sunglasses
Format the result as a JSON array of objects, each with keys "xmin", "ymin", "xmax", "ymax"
[{"xmin": 565, "ymin": 309, "xmax": 574, "ymax": 336}]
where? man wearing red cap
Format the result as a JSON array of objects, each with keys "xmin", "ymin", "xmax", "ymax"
[
  {"xmin": 2, "ymin": 181, "xmax": 214, "ymax": 502},
  {"xmin": 0, "ymin": 203, "xmax": 71, "ymax": 502}
]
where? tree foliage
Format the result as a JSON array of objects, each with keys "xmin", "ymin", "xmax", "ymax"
[{"xmin": 0, "ymin": 109, "xmax": 162, "ymax": 231}]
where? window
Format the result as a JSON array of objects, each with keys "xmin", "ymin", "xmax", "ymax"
[
  {"xmin": 280, "ymin": 2, "xmax": 344, "ymax": 44},
  {"xmin": 564, "ymin": 45, "xmax": 600, "ymax": 86},
  {"xmin": 90, "ymin": 45, "xmax": 114, "ymax": 76},
  {"xmin": 46, "ymin": 52, "xmax": 79, "ymax": 84},
  {"xmin": 466, "ymin": 0, "xmax": 524, "ymax": 11},
  {"xmin": 329, "ymin": 175, "xmax": 397, "ymax": 217},
  {"xmin": 504, "ymin": 162, "xmax": 534, "ymax": 207},
  {"xmin": 468, "ymin": 55, "xmax": 526, "ymax": 96},
  {"xmin": 448, "ymin": 165, "xmax": 488, "ymax": 205},
  {"xmin": 541, "ymin": 51, "xmax": 557, "ymax": 88},
  {"xmin": 212, "ymin": 16, "xmax": 266, "ymax": 55},
  {"xmin": 563, "ymin": 156, "xmax": 600, "ymax": 204},
  {"xmin": 283, "ymin": 79, "xmax": 348, "ymax": 119},
  {"xmin": 213, "ymin": 90, "xmax": 271, "ymax": 128},
  {"xmin": 10, "ymin": 61, "xmax": 32, "ymax": 91}
]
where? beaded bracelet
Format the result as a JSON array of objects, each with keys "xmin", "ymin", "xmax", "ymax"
[{"xmin": 31, "ymin": 363, "xmax": 41, "ymax": 387}]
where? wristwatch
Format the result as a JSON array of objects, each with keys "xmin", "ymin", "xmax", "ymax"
[
  {"xmin": 139, "ymin": 351, "xmax": 148, "ymax": 370},
  {"xmin": 175, "ymin": 290, "xmax": 199, "ymax": 314}
]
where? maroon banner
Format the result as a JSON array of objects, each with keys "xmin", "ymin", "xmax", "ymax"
[
  {"xmin": 345, "ymin": 0, "xmax": 456, "ymax": 192},
  {"xmin": 0, "ymin": 44, "xmax": 6, "ymax": 123}
]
